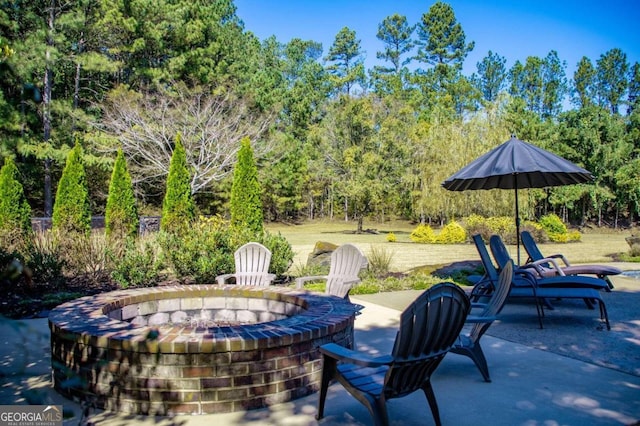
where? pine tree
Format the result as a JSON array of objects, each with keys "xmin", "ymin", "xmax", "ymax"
[
  {"xmin": 161, "ymin": 134, "xmax": 196, "ymax": 234},
  {"xmin": 230, "ymin": 137, "xmax": 263, "ymax": 234},
  {"xmin": 52, "ymin": 142, "xmax": 91, "ymax": 235},
  {"xmin": 0, "ymin": 157, "xmax": 32, "ymax": 236},
  {"xmin": 105, "ymin": 149, "xmax": 139, "ymax": 240}
]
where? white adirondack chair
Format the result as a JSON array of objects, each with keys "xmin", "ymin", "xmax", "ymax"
[
  {"xmin": 215, "ymin": 242, "xmax": 276, "ymax": 286},
  {"xmin": 296, "ymin": 243, "xmax": 368, "ymax": 299}
]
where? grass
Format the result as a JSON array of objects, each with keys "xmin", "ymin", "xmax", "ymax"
[{"xmin": 267, "ymin": 219, "xmax": 636, "ymax": 274}]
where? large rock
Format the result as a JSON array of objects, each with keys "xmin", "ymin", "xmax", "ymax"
[
  {"xmin": 306, "ymin": 241, "xmax": 339, "ymax": 269},
  {"xmin": 625, "ymin": 235, "xmax": 640, "ymax": 248}
]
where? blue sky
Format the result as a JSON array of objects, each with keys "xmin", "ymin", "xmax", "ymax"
[{"xmin": 235, "ymin": 0, "xmax": 640, "ymax": 77}]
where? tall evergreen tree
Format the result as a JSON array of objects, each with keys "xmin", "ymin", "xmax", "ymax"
[
  {"xmin": 161, "ymin": 134, "xmax": 196, "ymax": 234},
  {"xmin": 475, "ymin": 50, "xmax": 507, "ymax": 102},
  {"xmin": 281, "ymin": 38, "xmax": 329, "ymax": 138},
  {"xmin": 627, "ymin": 62, "xmax": 640, "ymax": 115},
  {"xmin": 413, "ymin": 2, "xmax": 475, "ymax": 115},
  {"xmin": 572, "ymin": 56, "xmax": 597, "ymax": 108},
  {"xmin": 52, "ymin": 142, "xmax": 91, "ymax": 235},
  {"xmin": 105, "ymin": 149, "xmax": 138, "ymax": 240},
  {"xmin": 415, "ymin": 1, "xmax": 474, "ymax": 69},
  {"xmin": 596, "ymin": 48, "xmax": 629, "ymax": 114},
  {"xmin": 325, "ymin": 27, "xmax": 366, "ymax": 95},
  {"xmin": 370, "ymin": 14, "xmax": 414, "ymax": 95},
  {"xmin": 230, "ymin": 137, "xmax": 263, "ymax": 234},
  {"xmin": 0, "ymin": 157, "xmax": 32, "ymax": 236},
  {"xmin": 375, "ymin": 14, "xmax": 415, "ymax": 74},
  {"xmin": 541, "ymin": 50, "xmax": 568, "ymax": 118}
]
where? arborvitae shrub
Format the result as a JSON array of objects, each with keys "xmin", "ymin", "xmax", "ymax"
[
  {"xmin": 410, "ymin": 224, "xmax": 435, "ymax": 243},
  {"xmin": 105, "ymin": 149, "xmax": 139, "ymax": 241},
  {"xmin": 230, "ymin": 137, "xmax": 263, "ymax": 234},
  {"xmin": 161, "ymin": 135, "xmax": 196, "ymax": 234},
  {"xmin": 435, "ymin": 221, "xmax": 466, "ymax": 243},
  {"xmin": 52, "ymin": 142, "xmax": 91, "ymax": 235},
  {"xmin": 0, "ymin": 157, "xmax": 32, "ymax": 237}
]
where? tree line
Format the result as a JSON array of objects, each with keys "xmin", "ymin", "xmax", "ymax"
[{"xmin": 1, "ymin": 0, "xmax": 638, "ymax": 231}]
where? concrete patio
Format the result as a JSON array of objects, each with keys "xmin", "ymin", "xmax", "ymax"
[{"xmin": 1, "ymin": 286, "xmax": 639, "ymax": 426}]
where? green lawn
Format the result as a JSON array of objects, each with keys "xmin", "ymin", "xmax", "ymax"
[{"xmin": 266, "ymin": 220, "xmax": 635, "ymax": 274}]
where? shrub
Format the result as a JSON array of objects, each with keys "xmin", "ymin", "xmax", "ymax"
[
  {"xmin": 0, "ymin": 157, "xmax": 32, "ymax": 237},
  {"xmin": 57, "ymin": 231, "xmax": 111, "ymax": 284},
  {"xmin": 259, "ymin": 231, "xmax": 294, "ymax": 276},
  {"xmin": 410, "ymin": 224, "xmax": 435, "ymax": 243},
  {"xmin": 52, "ymin": 142, "xmax": 91, "ymax": 235},
  {"xmin": 0, "ymin": 246, "xmax": 27, "ymax": 291},
  {"xmin": 105, "ymin": 149, "xmax": 139, "ymax": 241},
  {"xmin": 539, "ymin": 213, "xmax": 566, "ymax": 235},
  {"xmin": 291, "ymin": 261, "xmax": 328, "ymax": 279},
  {"xmin": 386, "ymin": 232, "xmax": 397, "ymax": 242},
  {"xmin": 111, "ymin": 238, "xmax": 163, "ymax": 288},
  {"xmin": 367, "ymin": 245, "xmax": 394, "ymax": 277},
  {"xmin": 567, "ymin": 230, "xmax": 581, "ymax": 242},
  {"xmin": 464, "ymin": 215, "xmax": 518, "ymax": 242},
  {"xmin": 160, "ymin": 216, "xmax": 294, "ymax": 283},
  {"xmin": 230, "ymin": 137, "xmax": 264, "ymax": 234},
  {"xmin": 435, "ymin": 221, "xmax": 466, "ymax": 244},
  {"xmin": 23, "ymin": 231, "xmax": 65, "ymax": 290},
  {"xmin": 464, "ymin": 214, "xmax": 492, "ymax": 241},
  {"xmin": 521, "ymin": 221, "xmax": 547, "ymax": 243},
  {"xmin": 486, "ymin": 216, "xmax": 517, "ymax": 243},
  {"xmin": 159, "ymin": 222, "xmax": 234, "ymax": 284},
  {"xmin": 161, "ymin": 134, "xmax": 196, "ymax": 234}
]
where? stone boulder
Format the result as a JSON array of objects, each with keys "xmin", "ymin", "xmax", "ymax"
[{"xmin": 306, "ymin": 241, "xmax": 339, "ymax": 269}]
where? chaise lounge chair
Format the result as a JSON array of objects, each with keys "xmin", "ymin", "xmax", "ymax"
[
  {"xmin": 472, "ymin": 234, "xmax": 610, "ymax": 329},
  {"xmin": 490, "ymin": 235, "xmax": 610, "ymax": 292},
  {"xmin": 520, "ymin": 230, "xmax": 620, "ymax": 289}
]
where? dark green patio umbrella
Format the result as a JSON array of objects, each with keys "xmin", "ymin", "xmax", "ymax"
[{"xmin": 442, "ymin": 136, "xmax": 593, "ymax": 264}]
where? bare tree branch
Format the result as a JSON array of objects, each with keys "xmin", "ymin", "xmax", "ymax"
[{"xmin": 96, "ymin": 83, "xmax": 274, "ymax": 194}]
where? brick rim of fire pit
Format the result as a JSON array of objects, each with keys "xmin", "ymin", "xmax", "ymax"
[{"xmin": 49, "ymin": 285, "xmax": 358, "ymax": 415}]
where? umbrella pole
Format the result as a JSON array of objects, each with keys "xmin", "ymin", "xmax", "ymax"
[{"xmin": 515, "ymin": 180, "xmax": 520, "ymax": 265}]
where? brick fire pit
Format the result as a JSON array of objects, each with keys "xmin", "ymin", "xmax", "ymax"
[{"xmin": 48, "ymin": 285, "xmax": 357, "ymax": 415}]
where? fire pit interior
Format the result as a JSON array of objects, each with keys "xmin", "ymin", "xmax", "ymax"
[{"xmin": 49, "ymin": 285, "xmax": 357, "ymax": 415}]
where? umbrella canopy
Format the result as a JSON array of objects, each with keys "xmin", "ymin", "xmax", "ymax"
[{"xmin": 442, "ymin": 136, "xmax": 593, "ymax": 263}]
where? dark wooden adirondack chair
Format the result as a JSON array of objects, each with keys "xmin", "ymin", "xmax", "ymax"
[
  {"xmin": 316, "ymin": 282, "xmax": 470, "ymax": 426},
  {"xmin": 451, "ymin": 259, "xmax": 513, "ymax": 382}
]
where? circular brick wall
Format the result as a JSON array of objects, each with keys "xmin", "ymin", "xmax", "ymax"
[{"xmin": 48, "ymin": 285, "xmax": 357, "ymax": 415}]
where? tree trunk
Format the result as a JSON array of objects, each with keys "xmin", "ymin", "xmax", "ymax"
[
  {"xmin": 43, "ymin": 1, "xmax": 55, "ymax": 217},
  {"xmin": 598, "ymin": 204, "xmax": 602, "ymax": 227},
  {"xmin": 344, "ymin": 197, "xmax": 348, "ymax": 221}
]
